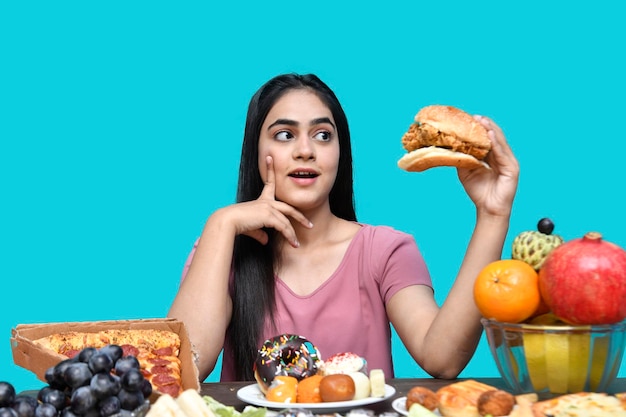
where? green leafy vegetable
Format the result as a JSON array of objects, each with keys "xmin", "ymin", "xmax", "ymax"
[{"xmin": 203, "ymin": 395, "xmax": 267, "ymax": 417}]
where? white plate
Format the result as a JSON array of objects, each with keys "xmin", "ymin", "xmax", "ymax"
[
  {"xmin": 391, "ymin": 397, "xmax": 410, "ymax": 416},
  {"xmin": 392, "ymin": 397, "xmax": 442, "ymax": 416},
  {"xmin": 237, "ymin": 383, "xmax": 396, "ymax": 412}
]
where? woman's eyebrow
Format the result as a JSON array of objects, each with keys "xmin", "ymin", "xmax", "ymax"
[
  {"xmin": 267, "ymin": 117, "xmax": 336, "ymax": 131},
  {"xmin": 311, "ymin": 117, "xmax": 336, "ymax": 129},
  {"xmin": 267, "ymin": 118, "xmax": 298, "ymax": 130}
]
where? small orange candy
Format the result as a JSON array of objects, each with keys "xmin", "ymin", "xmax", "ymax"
[
  {"xmin": 473, "ymin": 259, "xmax": 541, "ymax": 323},
  {"xmin": 296, "ymin": 374, "xmax": 323, "ymax": 403},
  {"xmin": 265, "ymin": 376, "xmax": 298, "ymax": 403}
]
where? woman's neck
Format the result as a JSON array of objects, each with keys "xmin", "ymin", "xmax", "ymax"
[{"xmin": 292, "ymin": 210, "xmax": 341, "ymax": 246}]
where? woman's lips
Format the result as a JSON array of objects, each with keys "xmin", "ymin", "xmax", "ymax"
[
  {"xmin": 289, "ymin": 170, "xmax": 319, "ymax": 178},
  {"xmin": 288, "ymin": 169, "xmax": 319, "ymax": 185}
]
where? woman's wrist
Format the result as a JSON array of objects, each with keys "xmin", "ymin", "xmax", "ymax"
[
  {"xmin": 473, "ymin": 210, "xmax": 512, "ymax": 248},
  {"xmin": 203, "ymin": 207, "xmax": 238, "ymax": 238},
  {"xmin": 476, "ymin": 207, "xmax": 512, "ymax": 225}
]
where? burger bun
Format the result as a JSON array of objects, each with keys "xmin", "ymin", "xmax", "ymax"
[{"xmin": 398, "ymin": 146, "xmax": 490, "ymax": 172}]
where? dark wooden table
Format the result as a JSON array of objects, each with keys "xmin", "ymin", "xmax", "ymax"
[{"xmin": 199, "ymin": 378, "xmax": 626, "ymax": 413}]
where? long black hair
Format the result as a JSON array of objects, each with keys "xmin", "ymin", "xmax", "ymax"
[{"xmin": 229, "ymin": 74, "xmax": 357, "ymax": 380}]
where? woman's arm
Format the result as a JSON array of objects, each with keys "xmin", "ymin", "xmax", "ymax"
[
  {"xmin": 167, "ymin": 157, "xmax": 312, "ymax": 380},
  {"xmin": 167, "ymin": 209, "xmax": 236, "ymax": 380},
  {"xmin": 388, "ymin": 116, "xmax": 519, "ymax": 378}
]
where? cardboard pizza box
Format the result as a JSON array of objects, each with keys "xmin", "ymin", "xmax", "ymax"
[{"xmin": 10, "ymin": 317, "xmax": 200, "ymax": 394}]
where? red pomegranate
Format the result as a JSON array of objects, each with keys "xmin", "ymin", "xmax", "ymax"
[{"xmin": 538, "ymin": 232, "xmax": 626, "ymax": 324}]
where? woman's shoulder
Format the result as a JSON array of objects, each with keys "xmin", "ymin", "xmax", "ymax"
[
  {"xmin": 354, "ymin": 224, "xmax": 417, "ymax": 252},
  {"xmin": 352, "ymin": 223, "xmax": 430, "ymax": 289}
]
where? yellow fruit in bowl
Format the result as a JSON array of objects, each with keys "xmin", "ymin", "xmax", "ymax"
[
  {"xmin": 548, "ymin": 333, "xmax": 589, "ymax": 393},
  {"xmin": 522, "ymin": 314, "xmax": 597, "ymax": 394},
  {"xmin": 522, "ymin": 332, "xmax": 548, "ymax": 391},
  {"xmin": 589, "ymin": 335, "xmax": 610, "ymax": 389}
]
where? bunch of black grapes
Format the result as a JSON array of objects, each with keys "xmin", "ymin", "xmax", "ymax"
[{"xmin": 0, "ymin": 345, "xmax": 152, "ymax": 417}]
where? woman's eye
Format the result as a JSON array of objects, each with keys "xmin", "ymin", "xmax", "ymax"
[
  {"xmin": 275, "ymin": 131, "xmax": 293, "ymax": 141},
  {"xmin": 314, "ymin": 131, "xmax": 331, "ymax": 141}
]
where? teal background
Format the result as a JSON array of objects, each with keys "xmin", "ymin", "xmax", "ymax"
[{"xmin": 2, "ymin": 2, "xmax": 625, "ymax": 392}]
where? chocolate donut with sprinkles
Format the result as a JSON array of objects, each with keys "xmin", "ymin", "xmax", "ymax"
[{"xmin": 254, "ymin": 334, "xmax": 322, "ymax": 394}]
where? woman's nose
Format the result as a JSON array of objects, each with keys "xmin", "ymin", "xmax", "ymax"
[{"xmin": 293, "ymin": 137, "xmax": 315, "ymax": 160}]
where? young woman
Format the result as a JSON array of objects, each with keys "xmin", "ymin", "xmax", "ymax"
[{"xmin": 168, "ymin": 73, "xmax": 519, "ymax": 382}]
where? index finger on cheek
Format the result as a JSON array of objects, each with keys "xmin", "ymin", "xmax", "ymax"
[{"xmin": 264, "ymin": 155, "xmax": 275, "ymax": 184}]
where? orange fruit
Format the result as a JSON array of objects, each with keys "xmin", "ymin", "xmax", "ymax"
[
  {"xmin": 473, "ymin": 259, "xmax": 541, "ymax": 323},
  {"xmin": 265, "ymin": 376, "xmax": 298, "ymax": 403},
  {"xmin": 296, "ymin": 374, "xmax": 323, "ymax": 403}
]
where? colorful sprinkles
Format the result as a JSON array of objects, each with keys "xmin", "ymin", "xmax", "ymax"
[{"xmin": 254, "ymin": 334, "xmax": 322, "ymax": 386}]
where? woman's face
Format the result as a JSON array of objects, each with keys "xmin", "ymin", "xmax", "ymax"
[{"xmin": 258, "ymin": 89, "xmax": 340, "ymax": 212}]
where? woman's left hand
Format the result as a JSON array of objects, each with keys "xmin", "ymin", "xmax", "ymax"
[{"xmin": 457, "ymin": 116, "xmax": 519, "ymax": 217}]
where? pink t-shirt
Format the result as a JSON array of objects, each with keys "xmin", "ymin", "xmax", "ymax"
[{"xmin": 182, "ymin": 224, "xmax": 432, "ymax": 381}]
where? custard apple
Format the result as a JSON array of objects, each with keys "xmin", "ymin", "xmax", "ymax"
[{"xmin": 512, "ymin": 218, "xmax": 564, "ymax": 270}]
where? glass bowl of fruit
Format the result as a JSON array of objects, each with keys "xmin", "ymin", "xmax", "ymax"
[
  {"xmin": 482, "ymin": 315, "xmax": 626, "ymax": 397},
  {"xmin": 476, "ymin": 218, "xmax": 626, "ymax": 398}
]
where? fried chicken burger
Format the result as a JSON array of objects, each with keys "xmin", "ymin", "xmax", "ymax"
[{"xmin": 397, "ymin": 105, "xmax": 491, "ymax": 172}]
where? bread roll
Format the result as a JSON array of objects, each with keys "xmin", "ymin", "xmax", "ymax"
[
  {"xmin": 436, "ymin": 380, "xmax": 497, "ymax": 417},
  {"xmin": 319, "ymin": 374, "xmax": 356, "ymax": 402},
  {"xmin": 406, "ymin": 386, "xmax": 438, "ymax": 412},
  {"xmin": 476, "ymin": 390, "xmax": 515, "ymax": 417}
]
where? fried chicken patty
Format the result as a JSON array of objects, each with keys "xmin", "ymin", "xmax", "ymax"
[{"xmin": 401, "ymin": 123, "xmax": 490, "ymax": 160}]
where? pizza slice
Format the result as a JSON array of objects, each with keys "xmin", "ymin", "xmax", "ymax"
[
  {"xmin": 531, "ymin": 392, "xmax": 626, "ymax": 416},
  {"xmin": 134, "ymin": 347, "xmax": 184, "ymax": 397},
  {"xmin": 34, "ymin": 329, "xmax": 184, "ymax": 397}
]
